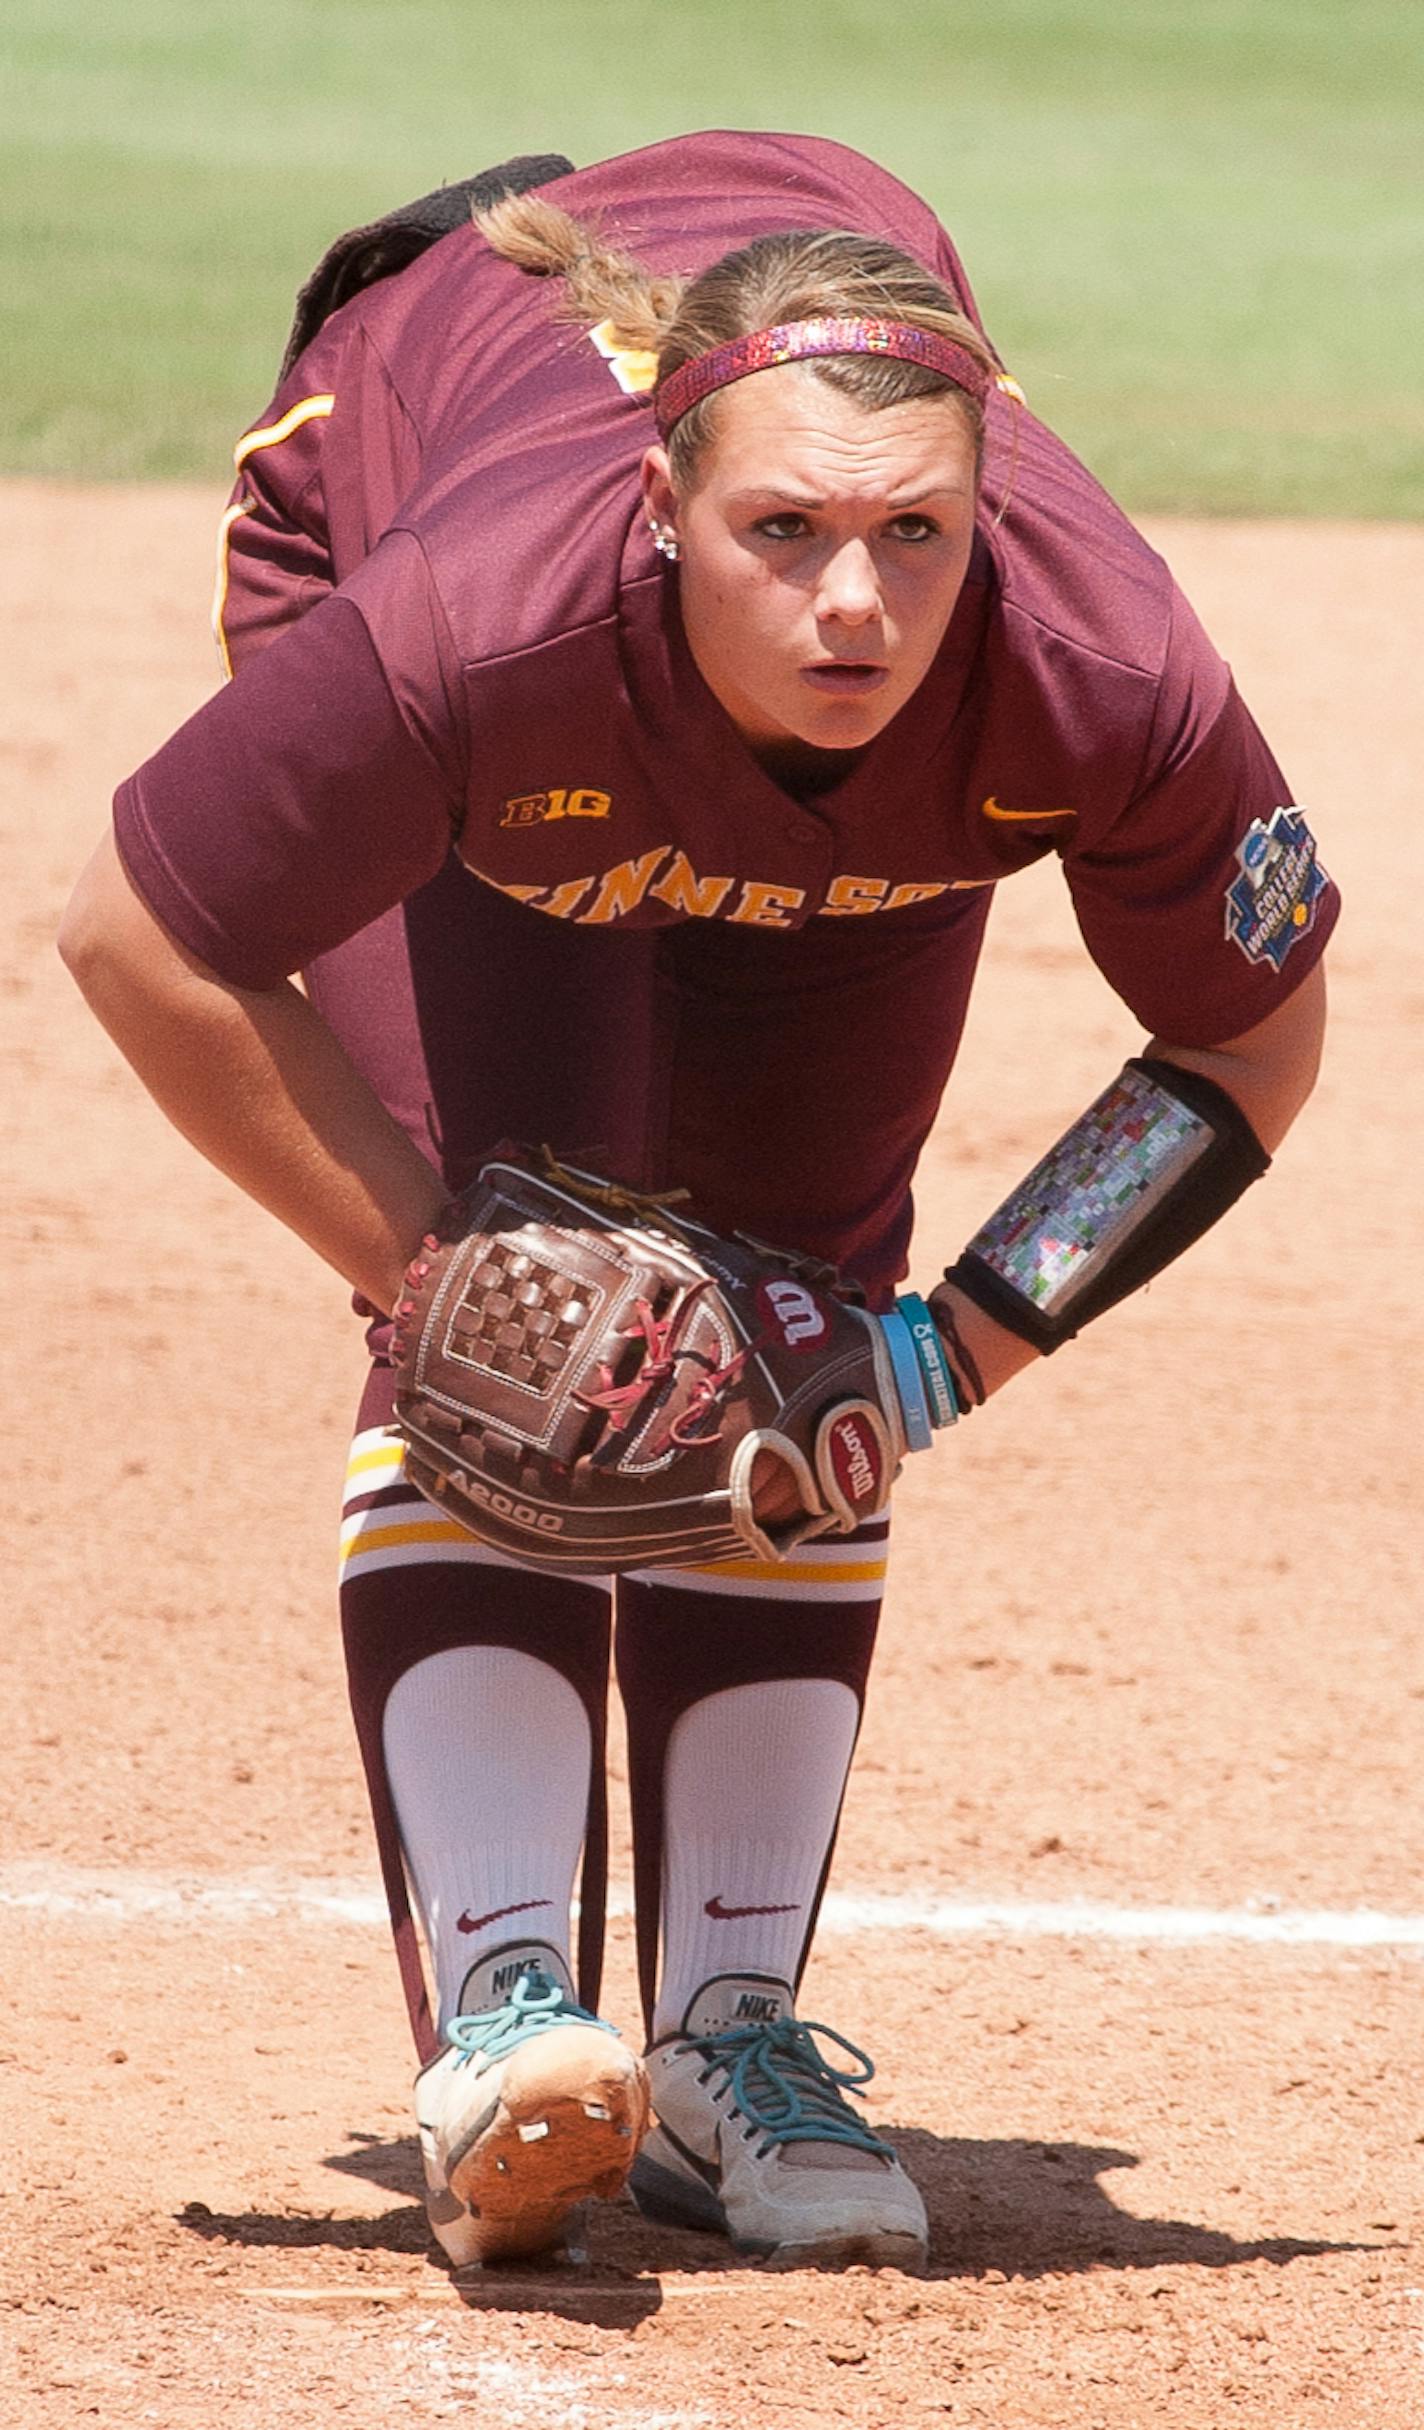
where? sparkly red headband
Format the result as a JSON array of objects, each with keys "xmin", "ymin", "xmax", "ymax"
[{"xmin": 652, "ymin": 316, "xmax": 994, "ymax": 438}]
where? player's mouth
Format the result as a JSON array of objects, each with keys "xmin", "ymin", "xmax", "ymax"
[{"xmin": 800, "ymin": 660, "xmax": 889, "ymax": 695}]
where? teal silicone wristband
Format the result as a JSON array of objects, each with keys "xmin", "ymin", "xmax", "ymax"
[
  {"xmin": 896, "ymin": 1292, "xmax": 960, "ymax": 1429},
  {"xmin": 877, "ymin": 1305, "xmax": 934, "ymax": 1453}
]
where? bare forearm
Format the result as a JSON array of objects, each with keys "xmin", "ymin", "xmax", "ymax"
[
  {"xmin": 925, "ymin": 1281, "xmax": 1040, "ymax": 1403},
  {"xmin": 1147, "ymin": 958, "xmax": 1327, "ymax": 1156},
  {"xmin": 109, "ymin": 975, "xmax": 446, "ymax": 1315},
  {"xmin": 59, "ymin": 832, "xmax": 446, "ymax": 1313}
]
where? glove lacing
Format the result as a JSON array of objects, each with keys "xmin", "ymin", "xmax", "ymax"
[{"xmin": 575, "ymin": 1285, "xmax": 770, "ymax": 1454}]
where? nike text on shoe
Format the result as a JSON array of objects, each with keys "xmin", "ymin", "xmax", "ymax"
[
  {"xmin": 415, "ymin": 1942, "xmax": 650, "ymax": 2268},
  {"xmin": 630, "ymin": 1973, "xmax": 928, "ymax": 2270}
]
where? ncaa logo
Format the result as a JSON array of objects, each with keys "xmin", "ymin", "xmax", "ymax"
[
  {"xmin": 757, "ymin": 1278, "xmax": 830, "ymax": 1352},
  {"xmin": 1242, "ymin": 828, "xmax": 1271, "ymax": 877}
]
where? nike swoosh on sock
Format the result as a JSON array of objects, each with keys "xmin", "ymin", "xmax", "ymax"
[
  {"xmin": 703, "ymin": 1895, "xmax": 801, "ymax": 1921},
  {"xmin": 455, "ymin": 1896, "xmax": 554, "ymax": 1935}
]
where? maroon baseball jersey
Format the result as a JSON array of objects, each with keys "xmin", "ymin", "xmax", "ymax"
[{"xmin": 111, "ymin": 131, "xmax": 1337, "ymax": 1295}]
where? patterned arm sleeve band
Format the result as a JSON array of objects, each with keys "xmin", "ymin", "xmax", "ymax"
[{"xmin": 942, "ymin": 1057, "xmax": 1271, "ymax": 1354}]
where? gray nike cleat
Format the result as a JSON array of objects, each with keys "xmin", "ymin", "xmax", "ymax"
[{"xmin": 630, "ymin": 1972, "xmax": 928, "ymax": 2269}]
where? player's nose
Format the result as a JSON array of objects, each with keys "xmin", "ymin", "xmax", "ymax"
[{"xmin": 814, "ymin": 538, "xmax": 882, "ymax": 628}]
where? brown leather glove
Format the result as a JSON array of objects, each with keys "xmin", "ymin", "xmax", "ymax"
[{"xmin": 391, "ymin": 1146, "xmax": 910, "ymax": 1576}]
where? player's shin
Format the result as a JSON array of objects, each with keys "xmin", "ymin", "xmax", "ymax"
[
  {"xmin": 617, "ymin": 1549, "xmax": 929, "ymax": 2266},
  {"xmin": 652, "ymin": 1675, "xmax": 861, "ymax": 2036},
  {"xmin": 382, "ymin": 1643, "xmax": 592, "ymax": 2025},
  {"xmin": 381, "ymin": 1639, "xmax": 650, "ymax": 2266}
]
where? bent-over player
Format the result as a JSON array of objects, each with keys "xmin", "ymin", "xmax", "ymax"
[{"xmin": 60, "ymin": 133, "xmax": 1335, "ymax": 2273}]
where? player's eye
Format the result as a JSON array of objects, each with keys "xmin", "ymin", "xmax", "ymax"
[
  {"xmin": 753, "ymin": 513, "xmax": 810, "ymax": 541},
  {"xmin": 886, "ymin": 514, "xmax": 939, "ymax": 543}
]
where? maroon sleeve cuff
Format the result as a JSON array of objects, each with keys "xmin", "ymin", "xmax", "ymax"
[{"xmin": 111, "ymin": 587, "xmax": 460, "ymax": 988}]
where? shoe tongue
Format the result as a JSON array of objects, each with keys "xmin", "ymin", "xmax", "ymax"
[
  {"xmin": 455, "ymin": 1939, "xmax": 573, "ymax": 2016},
  {"xmin": 682, "ymin": 1973, "xmax": 795, "ymax": 2036}
]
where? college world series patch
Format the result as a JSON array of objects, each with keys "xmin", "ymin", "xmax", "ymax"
[{"xmin": 1224, "ymin": 806, "xmax": 1327, "ymax": 970}]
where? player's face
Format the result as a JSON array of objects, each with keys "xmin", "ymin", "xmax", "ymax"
[{"xmin": 643, "ymin": 368, "xmax": 978, "ymax": 763}]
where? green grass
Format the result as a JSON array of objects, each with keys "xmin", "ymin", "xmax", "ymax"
[{"xmin": 3, "ymin": 0, "xmax": 1421, "ymax": 510}]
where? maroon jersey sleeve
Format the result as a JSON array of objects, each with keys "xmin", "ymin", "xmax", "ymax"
[
  {"xmin": 217, "ymin": 439, "xmax": 335, "ymax": 678},
  {"xmin": 114, "ymin": 536, "xmax": 464, "ymax": 988},
  {"xmin": 1063, "ymin": 591, "xmax": 1338, "ymax": 1045},
  {"xmin": 214, "ymin": 318, "xmax": 348, "ymax": 677},
  {"xmin": 215, "ymin": 315, "xmax": 423, "ymax": 675}
]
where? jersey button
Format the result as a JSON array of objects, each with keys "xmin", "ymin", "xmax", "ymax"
[{"xmin": 785, "ymin": 819, "xmax": 822, "ymax": 847}]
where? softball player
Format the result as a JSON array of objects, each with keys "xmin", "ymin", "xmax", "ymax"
[{"xmin": 60, "ymin": 132, "xmax": 1335, "ymax": 2273}]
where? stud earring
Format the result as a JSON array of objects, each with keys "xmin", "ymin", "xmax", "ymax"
[{"xmin": 647, "ymin": 520, "xmax": 681, "ymax": 563}]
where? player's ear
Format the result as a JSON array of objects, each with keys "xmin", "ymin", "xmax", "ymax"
[{"xmin": 640, "ymin": 446, "xmax": 680, "ymax": 543}]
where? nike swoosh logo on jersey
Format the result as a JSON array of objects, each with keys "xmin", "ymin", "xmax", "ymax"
[
  {"xmin": 981, "ymin": 795, "xmax": 1076, "ymax": 822},
  {"xmin": 455, "ymin": 1897, "xmax": 554, "ymax": 1935},
  {"xmin": 703, "ymin": 1895, "xmax": 801, "ymax": 1921}
]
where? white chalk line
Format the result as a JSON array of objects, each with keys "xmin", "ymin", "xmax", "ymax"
[
  {"xmin": 3, "ymin": 1862, "xmax": 1423, "ymax": 1950},
  {"xmin": 393, "ymin": 2335, "xmax": 710, "ymax": 2430}
]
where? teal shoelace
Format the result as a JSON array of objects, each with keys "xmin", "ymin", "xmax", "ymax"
[
  {"xmin": 445, "ymin": 1968, "xmax": 618, "ymax": 2068},
  {"xmin": 688, "ymin": 2015, "xmax": 894, "ymax": 2160}
]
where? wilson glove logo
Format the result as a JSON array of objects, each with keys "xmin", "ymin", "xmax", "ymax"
[
  {"xmin": 825, "ymin": 1410, "xmax": 885, "ymax": 1507},
  {"xmin": 757, "ymin": 1279, "xmax": 831, "ymax": 1351}
]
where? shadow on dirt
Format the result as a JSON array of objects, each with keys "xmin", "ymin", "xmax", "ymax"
[
  {"xmin": 178, "ymin": 2192, "xmax": 430, "ymax": 2255},
  {"xmin": 892, "ymin": 2130, "xmax": 1382, "ymax": 2280},
  {"xmin": 174, "ymin": 2123, "xmax": 1380, "ymax": 2316}
]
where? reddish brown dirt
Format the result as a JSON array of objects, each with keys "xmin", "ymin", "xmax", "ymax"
[{"xmin": 4, "ymin": 483, "xmax": 1423, "ymax": 2428}]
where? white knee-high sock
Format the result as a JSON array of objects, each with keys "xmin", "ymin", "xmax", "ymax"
[
  {"xmin": 382, "ymin": 1645, "xmax": 592, "ymax": 2029},
  {"xmin": 654, "ymin": 1677, "xmax": 860, "ymax": 2037}
]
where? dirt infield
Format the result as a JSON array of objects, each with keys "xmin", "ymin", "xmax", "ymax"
[{"xmin": 4, "ymin": 484, "xmax": 1422, "ymax": 2428}]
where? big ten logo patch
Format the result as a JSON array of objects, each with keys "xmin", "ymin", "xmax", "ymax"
[
  {"xmin": 500, "ymin": 787, "xmax": 613, "ymax": 828},
  {"xmin": 757, "ymin": 1278, "xmax": 832, "ymax": 1352}
]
